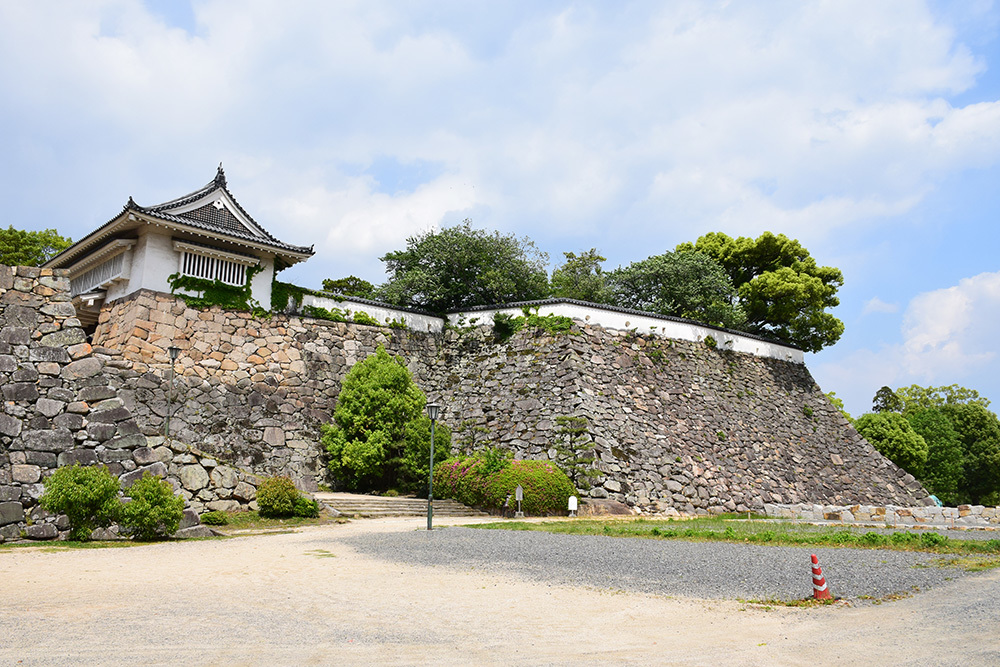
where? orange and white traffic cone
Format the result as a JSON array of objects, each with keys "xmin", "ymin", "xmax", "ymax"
[{"xmin": 811, "ymin": 554, "xmax": 832, "ymax": 600}]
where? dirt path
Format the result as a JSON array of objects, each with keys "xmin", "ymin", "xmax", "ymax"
[{"xmin": 1, "ymin": 517, "xmax": 998, "ymax": 666}]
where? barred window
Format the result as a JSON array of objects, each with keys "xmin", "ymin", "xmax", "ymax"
[
  {"xmin": 180, "ymin": 251, "xmax": 247, "ymax": 286},
  {"xmin": 71, "ymin": 252, "xmax": 126, "ymax": 297}
]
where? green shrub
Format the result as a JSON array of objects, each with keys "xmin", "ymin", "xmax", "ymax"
[
  {"xmin": 119, "ymin": 473, "xmax": 185, "ymax": 541},
  {"xmin": 293, "ymin": 495, "xmax": 320, "ymax": 518},
  {"xmin": 39, "ymin": 464, "xmax": 121, "ymax": 541},
  {"xmin": 200, "ymin": 510, "xmax": 229, "ymax": 526},
  {"xmin": 352, "ymin": 311, "xmax": 379, "ymax": 326},
  {"xmin": 484, "ymin": 460, "xmax": 575, "ymax": 515},
  {"xmin": 257, "ymin": 476, "xmax": 300, "ymax": 518}
]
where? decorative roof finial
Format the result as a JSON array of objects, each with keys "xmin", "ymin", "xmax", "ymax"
[{"xmin": 215, "ymin": 162, "xmax": 226, "ymax": 187}]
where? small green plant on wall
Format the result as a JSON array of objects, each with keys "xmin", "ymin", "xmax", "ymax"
[{"xmin": 168, "ymin": 263, "xmax": 264, "ymax": 312}]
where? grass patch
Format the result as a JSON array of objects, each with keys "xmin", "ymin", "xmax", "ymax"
[
  {"xmin": 470, "ymin": 516, "xmax": 1000, "ymax": 559},
  {"xmin": 741, "ymin": 597, "xmax": 840, "ymax": 609}
]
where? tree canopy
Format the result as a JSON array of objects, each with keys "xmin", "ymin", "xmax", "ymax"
[
  {"xmin": 859, "ymin": 383, "xmax": 1000, "ymax": 505},
  {"xmin": 894, "ymin": 384, "xmax": 991, "ymax": 413},
  {"xmin": 550, "ymin": 249, "xmax": 610, "ymax": 303},
  {"xmin": 376, "ymin": 220, "xmax": 549, "ymax": 313},
  {"xmin": 675, "ymin": 232, "xmax": 844, "ymax": 352},
  {"xmin": 853, "ymin": 412, "xmax": 928, "ymax": 478},
  {"xmin": 606, "ymin": 251, "xmax": 746, "ymax": 329},
  {"xmin": 321, "ymin": 275, "xmax": 375, "ymax": 298},
  {"xmin": 0, "ymin": 226, "xmax": 72, "ymax": 267}
]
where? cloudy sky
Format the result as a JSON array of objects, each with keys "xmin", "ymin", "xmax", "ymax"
[{"xmin": 2, "ymin": 0, "xmax": 998, "ymax": 417}]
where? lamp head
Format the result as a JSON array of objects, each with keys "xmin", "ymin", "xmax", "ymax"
[
  {"xmin": 426, "ymin": 402, "xmax": 440, "ymax": 421},
  {"xmin": 168, "ymin": 346, "xmax": 180, "ymax": 361}
]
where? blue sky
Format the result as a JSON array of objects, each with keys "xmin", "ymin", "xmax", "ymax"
[{"xmin": 1, "ymin": 0, "xmax": 999, "ymax": 418}]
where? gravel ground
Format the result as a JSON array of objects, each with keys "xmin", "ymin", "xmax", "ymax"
[
  {"xmin": 2, "ymin": 518, "xmax": 999, "ymax": 666},
  {"xmin": 340, "ymin": 526, "xmax": 983, "ymax": 601}
]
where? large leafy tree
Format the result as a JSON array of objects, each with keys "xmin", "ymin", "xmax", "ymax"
[
  {"xmin": 939, "ymin": 403, "xmax": 1000, "ymax": 505},
  {"xmin": 321, "ymin": 347, "xmax": 450, "ymax": 493},
  {"xmin": 550, "ymin": 249, "xmax": 610, "ymax": 303},
  {"xmin": 321, "ymin": 275, "xmax": 375, "ymax": 298},
  {"xmin": 0, "ymin": 226, "xmax": 72, "ymax": 266},
  {"xmin": 606, "ymin": 251, "xmax": 746, "ymax": 329},
  {"xmin": 676, "ymin": 232, "xmax": 844, "ymax": 352},
  {"xmin": 854, "ymin": 412, "xmax": 928, "ymax": 478},
  {"xmin": 894, "ymin": 384, "xmax": 991, "ymax": 413},
  {"xmin": 906, "ymin": 408, "xmax": 965, "ymax": 506},
  {"xmin": 376, "ymin": 220, "xmax": 549, "ymax": 313}
]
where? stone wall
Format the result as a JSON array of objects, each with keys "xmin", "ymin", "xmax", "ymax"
[
  {"xmin": 89, "ymin": 289, "xmax": 929, "ymax": 516},
  {"xmin": 428, "ymin": 325, "xmax": 929, "ymax": 513},
  {"xmin": 0, "ymin": 268, "xmax": 262, "ymax": 542}
]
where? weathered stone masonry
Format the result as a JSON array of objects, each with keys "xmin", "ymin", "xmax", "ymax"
[
  {"xmin": 94, "ymin": 286, "xmax": 928, "ymax": 514},
  {"xmin": 0, "ymin": 267, "xmax": 260, "ymax": 542},
  {"xmin": 1, "ymin": 268, "xmax": 930, "ymax": 541}
]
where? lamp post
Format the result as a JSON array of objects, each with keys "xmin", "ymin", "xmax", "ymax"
[
  {"xmin": 426, "ymin": 402, "xmax": 440, "ymax": 531},
  {"xmin": 165, "ymin": 346, "xmax": 180, "ymax": 438}
]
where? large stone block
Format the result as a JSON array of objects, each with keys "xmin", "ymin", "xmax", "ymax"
[
  {"xmin": 120, "ymin": 462, "xmax": 168, "ymax": 489},
  {"xmin": 29, "ymin": 346, "xmax": 71, "ymax": 364},
  {"xmin": 104, "ymin": 433, "xmax": 147, "ymax": 450},
  {"xmin": 22, "ymin": 429, "xmax": 74, "ymax": 452},
  {"xmin": 2, "ymin": 382, "xmax": 38, "ymax": 402},
  {"xmin": 0, "ymin": 413, "xmax": 22, "ymax": 437},
  {"xmin": 12, "ymin": 465, "xmax": 41, "ymax": 484},
  {"xmin": 180, "ymin": 465, "xmax": 210, "ymax": 491},
  {"xmin": 89, "ymin": 406, "xmax": 132, "ymax": 424},
  {"xmin": 0, "ymin": 326, "xmax": 30, "ymax": 345},
  {"xmin": 210, "ymin": 466, "xmax": 238, "ymax": 489},
  {"xmin": 25, "ymin": 523, "xmax": 58, "ymax": 540},
  {"xmin": 61, "ymin": 357, "xmax": 103, "ymax": 380},
  {"xmin": 86, "ymin": 422, "xmax": 118, "ymax": 441},
  {"xmin": 57, "ymin": 449, "xmax": 99, "ymax": 467},
  {"xmin": 78, "ymin": 385, "xmax": 117, "ymax": 402},
  {"xmin": 0, "ymin": 501, "xmax": 24, "ymax": 526},
  {"xmin": 35, "ymin": 398, "xmax": 65, "ymax": 418},
  {"xmin": 40, "ymin": 328, "xmax": 87, "ymax": 347}
]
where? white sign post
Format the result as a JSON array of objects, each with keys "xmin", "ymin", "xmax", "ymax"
[
  {"xmin": 568, "ymin": 495, "xmax": 578, "ymax": 517},
  {"xmin": 514, "ymin": 484, "xmax": 524, "ymax": 518}
]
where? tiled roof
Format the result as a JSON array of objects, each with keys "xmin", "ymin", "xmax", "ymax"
[{"xmin": 130, "ymin": 165, "xmax": 314, "ymax": 256}]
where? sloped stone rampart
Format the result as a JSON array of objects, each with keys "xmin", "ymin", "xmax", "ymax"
[
  {"xmin": 89, "ymin": 289, "xmax": 929, "ymax": 516},
  {"xmin": 427, "ymin": 326, "xmax": 930, "ymax": 513}
]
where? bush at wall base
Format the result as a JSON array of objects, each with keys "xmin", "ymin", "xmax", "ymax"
[
  {"xmin": 435, "ymin": 453, "xmax": 575, "ymax": 515},
  {"xmin": 257, "ymin": 476, "xmax": 320, "ymax": 518},
  {"xmin": 39, "ymin": 464, "xmax": 121, "ymax": 541},
  {"xmin": 118, "ymin": 473, "xmax": 185, "ymax": 541}
]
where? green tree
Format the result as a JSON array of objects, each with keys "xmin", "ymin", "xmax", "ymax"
[
  {"xmin": 321, "ymin": 347, "xmax": 450, "ymax": 493},
  {"xmin": 550, "ymin": 249, "xmax": 610, "ymax": 303},
  {"xmin": 939, "ymin": 403, "xmax": 1000, "ymax": 505},
  {"xmin": 895, "ymin": 384, "xmax": 991, "ymax": 413},
  {"xmin": 606, "ymin": 251, "xmax": 746, "ymax": 328},
  {"xmin": 0, "ymin": 226, "xmax": 72, "ymax": 267},
  {"xmin": 39, "ymin": 465, "xmax": 120, "ymax": 541},
  {"xmin": 854, "ymin": 412, "xmax": 928, "ymax": 478},
  {"xmin": 321, "ymin": 276, "xmax": 375, "ymax": 298},
  {"xmin": 676, "ymin": 232, "xmax": 844, "ymax": 352},
  {"xmin": 375, "ymin": 220, "xmax": 549, "ymax": 313},
  {"xmin": 872, "ymin": 386, "xmax": 903, "ymax": 413},
  {"xmin": 906, "ymin": 408, "xmax": 964, "ymax": 506}
]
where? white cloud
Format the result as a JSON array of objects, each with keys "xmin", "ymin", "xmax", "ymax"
[
  {"xmin": 901, "ymin": 271, "xmax": 1000, "ymax": 377},
  {"xmin": 863, "ymin": 297, "xmax": 900, "ymax": 315},
  {"xmin": 814, "ymin": 271, "xmax": 1000, "ymax": 416}
]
